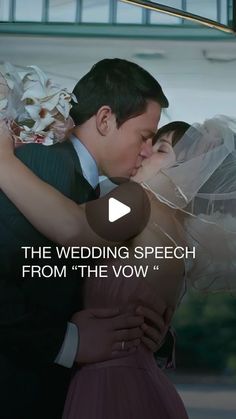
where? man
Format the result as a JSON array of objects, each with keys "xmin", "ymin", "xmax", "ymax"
[{"xmin": 0, "ymin": 59, "xmax": 169, "ymax": 419}]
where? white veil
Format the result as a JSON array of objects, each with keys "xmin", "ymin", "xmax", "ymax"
[{"xmin": 143, "ymin": 116, "xmax": 236, "ymax": 292}]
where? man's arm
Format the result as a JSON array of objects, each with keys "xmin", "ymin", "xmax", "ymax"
[{"xmin": 0, "ymin": 142, "xmax": 78, "ymax": 366}]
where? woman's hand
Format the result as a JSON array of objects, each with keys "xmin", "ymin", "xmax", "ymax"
[{"xmin": 136, "ymin": 304, "xmax": 173, "ymax": 352}]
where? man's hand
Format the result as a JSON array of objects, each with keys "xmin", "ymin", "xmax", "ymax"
[
  {"xmin": 71, "ymin": 308, "xmax": 144, "ymax": 364},
  {"xmin": 136, "ymin": 305, "xmax": 173, "ymax": 352}
]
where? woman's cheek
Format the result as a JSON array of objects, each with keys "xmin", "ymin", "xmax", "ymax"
[
  {"xmin": 131, "ymin": 151, "xmax": 176, "ymax": 183},
  {"xmin": 162, "ymin": 151, "xmax": 176, "ymax": 168}
]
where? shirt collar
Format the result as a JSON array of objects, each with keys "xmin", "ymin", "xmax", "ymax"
[{"xmin": 70, "ymin": 134, "xmax": 99, "ymax": 189}]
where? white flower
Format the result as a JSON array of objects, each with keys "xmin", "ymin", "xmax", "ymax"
[
  {"xmin": 33, "ymin": 113, "xmax": 55, "ymax": 132},
  {"xmin": 25, "ymin": 104, "xmax": 55, "ymax": 132},
  {"xmin": 1, "ymin": 63, "xmax": 76, "ymax": 145}
]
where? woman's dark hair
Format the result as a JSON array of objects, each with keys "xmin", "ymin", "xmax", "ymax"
[
  {"xmin": 70, "ymin": 58, "xmax": 169, "ymax": 127},
  {"xmin": 153, "ymin": 121, "xmax": 190, "ymax": 146}
]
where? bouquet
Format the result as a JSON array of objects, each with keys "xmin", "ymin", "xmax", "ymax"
[{"xmin": 0, "ymin": 63, "xmax": 77, "ymax": 146}]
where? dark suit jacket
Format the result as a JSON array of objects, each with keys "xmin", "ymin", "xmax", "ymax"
[{"xmin": 0, "ymin": 141, "xmax": 96, "ymax": 419}]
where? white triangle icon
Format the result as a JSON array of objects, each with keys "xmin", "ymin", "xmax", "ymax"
[{"xmin": 108, "ymin": 198, "xmax": 131, "ymax": 223}]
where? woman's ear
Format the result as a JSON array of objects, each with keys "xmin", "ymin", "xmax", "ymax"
[{"xmin": 95, "ymin": 106, "xmax": 116, "ymax": 136}]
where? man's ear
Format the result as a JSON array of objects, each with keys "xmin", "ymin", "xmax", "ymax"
[{"xmin": 96, "ymin": 106, "xmax": 116, "ymax": 135}]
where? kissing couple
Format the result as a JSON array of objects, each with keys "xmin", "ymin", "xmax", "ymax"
[{"xmin": 0, "ymin": 58, "xmax": 235, "ymax": 419}]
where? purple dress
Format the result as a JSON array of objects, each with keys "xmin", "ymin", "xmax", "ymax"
[{"xmin": 63, "ymin": 263, "xmax": 188, "ymax": 419}]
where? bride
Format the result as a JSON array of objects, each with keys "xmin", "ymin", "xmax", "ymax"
[{"xmin": 0, "ymin": 116, "xmax": 235, "ymax": 418}]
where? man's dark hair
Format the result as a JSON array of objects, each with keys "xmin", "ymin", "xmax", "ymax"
[
  {"xmin": 153, "ymin": 121, "xmax": 190, "ymax": 146},
  {"xmin": 70, "ymin": 58, "xmax": 168, "ymax": 128}
]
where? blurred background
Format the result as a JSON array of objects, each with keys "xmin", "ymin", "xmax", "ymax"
[{"xmin": 1, "ymin": 1, "xmax": 236, "ymax": 417}]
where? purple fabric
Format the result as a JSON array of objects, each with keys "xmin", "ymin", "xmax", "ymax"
[
  {"xmin": 63, "ymin": 265, "xmax": 188, "ymax": 418},
  {"xmin": 63, "ymin": 346, "xmax": 188, "ymax": 419}
]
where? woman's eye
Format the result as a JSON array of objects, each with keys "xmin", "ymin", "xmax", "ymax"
[{"xmin": 157, "ymin": 144, "xmax": 170, "ymax": 153}]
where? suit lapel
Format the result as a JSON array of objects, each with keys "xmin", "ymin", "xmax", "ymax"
[{"xmin": 66, "ymin": 141, "xmax": 98, "ymax": 203}]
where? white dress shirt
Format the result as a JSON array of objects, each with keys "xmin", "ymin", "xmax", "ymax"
[{"xmin": 55, "ymin": 135, "xmax": 99, "ymax": 368}]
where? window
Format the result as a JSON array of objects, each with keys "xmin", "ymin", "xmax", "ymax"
[
  {"xmin": 0, "ymin": 0, "xmax": 10, "ymax": 21},
  {"xmin": 117, "ymin": 1, "xmax": 142, "ymax": 24},
  {"xmin": 48, "ymin": 0, "xmax": 77, "ymax": 22},
  {"xmin": 15, "ymin": 0, "xmax": 43, "ymax": 21},
  {"xmin": 82, "ymin": 0, "xmax": 110, "ymax": 23},
  {"xmin": 186, "ymin": 0, "xmax": 217, "ymax": 21},
  {"xmin": 150, "ymin": 0, "xmax": 182, "ymax": 25}
]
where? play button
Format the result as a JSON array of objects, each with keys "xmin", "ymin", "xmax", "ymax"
[
  {"xmin": 108, "ymin": 198, "xmax": 131, "ymax": 222},
  {"xmin": 85, "ymin": 178, "xmax": 151, "ymax": 242}
]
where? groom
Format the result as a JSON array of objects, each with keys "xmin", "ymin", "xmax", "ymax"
[{"xmin": 0, "ymin": 59, "xmax": 170, "ymax": 419}]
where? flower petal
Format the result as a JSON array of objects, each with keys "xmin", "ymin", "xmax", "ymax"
[
  {"xmin": 27, "ymin": 65, "xmax": 49, "ymax": 87},
  {"xmin": 22, "ymin": 125, "xmax": 31, "ymax": 131},
  {"xmin": 21, "ymin": 83, "xmax": 46, "ymax": 100},
  {"xmin": 42, "ymin": 132, "xmax": 55, "ymax": 146},
  {"xmin": 40, "ymin": 93, "xmax": 61, "ymax": 111},
  {"xmin": 71, "ymin": 93, "xmax": 78, "ymax": 104},
  {"xmin": 33, "ymin": 114, "xmax": 55, "ymax": 132},
  {"xmin": 56, "ymin": 97, "xmax": 70, "ymax": 118},
  {"xmin": 25, "ymin": 104, "xmax": 41, "ymax": 120}
]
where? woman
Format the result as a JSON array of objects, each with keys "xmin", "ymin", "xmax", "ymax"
[
  {"xmin": 132, "ymin": 121, "xmax": 190, "ymax": 183},
  {"xmin": 1, "ymin": 117, "xmax": 235, "ymax": 417},
  {"xmin": 154, "ymin": 121, "xmax": 190, "ymax": 147}
]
